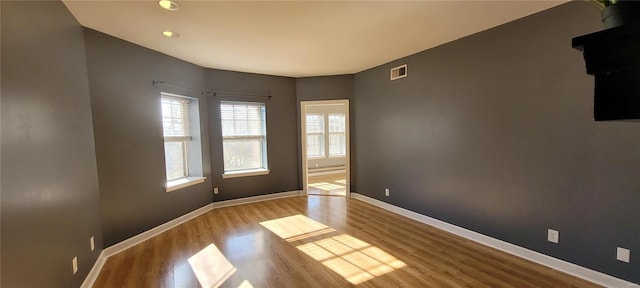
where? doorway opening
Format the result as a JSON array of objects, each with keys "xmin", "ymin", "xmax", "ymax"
[{"xmin": 301, "ymin": 100, "xmax": 350, "ymax": 197}]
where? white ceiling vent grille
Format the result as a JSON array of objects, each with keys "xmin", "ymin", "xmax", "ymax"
[{"xmin": 390, "ymin": 64, "xmax": 407, "ymax": 80}]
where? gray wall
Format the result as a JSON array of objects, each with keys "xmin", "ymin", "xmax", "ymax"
[
  {"xmin": 354, "ymin": 2, "xmax": 640, "ymax": 283},
  {"xmin": 296, "ymin": 76, "xmax": 355, "ymax": 188},
  {"xmin": 83, "ymin": 29, "xmax": 213, "ymax": 246},
  {"xmin": 4, "ymin": 1, "xmax": 637, "ymax": 286},
  {"xmin": 206, "ymin": 69, "xmax": 299, "ymax": 200},
  {"xmin": 84, "ymin": 28, "xmax": 302, "ymax": 246},
  {"xmin": 296, "ymin": 75, "xmax": 354, "ymax": 102},
  {"xmin": 1, "ymin": 1, "xmax": 102, "ymax": 287}
]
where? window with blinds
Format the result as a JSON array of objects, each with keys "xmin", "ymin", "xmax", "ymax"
[
  {"xmin": 305, "ymin": 112, "xmax": 346, "ymax": 159},
  {"xmin": 306, "ymin": 113, "xmax": 325, "ymax": 158},
  {"xmin": 161, "ymin": 95, "xmax": 191, "ymax": 181},
  {"xmin": 328, "ymin": 113, "xmax": 346, "ymax": 156},
  {"xmin": 220, "ymin": 101, "xmax": 268, "ymax": 173}
]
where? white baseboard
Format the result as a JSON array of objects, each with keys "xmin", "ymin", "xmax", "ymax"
[
  {"xmin": 211, "ymin": 190, "xmax": 302, "ymax": 209},
  {"xmin": 102, "ymin": 202, "xmax": 215, "ymax": 257},
  {"xmin": 308, "ymin": 169, "xmax": 346, "ymax": 177},
  {"xmin": 81, "ymin": 190, "xmax": 303, "ymax": 288},
  {"xmin": 350, "ymin": 193, "xmax": 638, "ymax": 288},
  {"xmin": 80, "ymin": 250, "xmax": 106, "ymax": 288},
  {"xmin": 102, "ymin": 190, "xmax": 302, "ymax": 257}
]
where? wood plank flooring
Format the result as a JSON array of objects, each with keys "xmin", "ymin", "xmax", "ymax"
[
  {"xmin": 307, "ymin": 173, "xmax": 346, "ymax": 196},
  {"xmin": 93, "ymin": 196, "xmax": 601, "ymax": 288}
]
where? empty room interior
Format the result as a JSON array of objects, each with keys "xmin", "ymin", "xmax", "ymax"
[{"xmin": 3, "ymin": 0, "xmax": 640, "ymax": 287}]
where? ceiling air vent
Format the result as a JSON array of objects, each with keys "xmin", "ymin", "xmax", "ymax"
[{"xmin": 390, "ymin": 64, "xmax": 407, "ymax": 80}]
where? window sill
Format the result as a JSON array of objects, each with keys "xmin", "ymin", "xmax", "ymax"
[
  {"xmin": 222, "ymin": 169, "xmax": 270, "ymax": 179},
  {"xmin": 166, "ymin": 177, "xmax": 206, "ymax": 193}
]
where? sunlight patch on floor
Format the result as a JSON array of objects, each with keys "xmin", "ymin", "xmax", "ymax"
[
  {"xmin": 297, "ymin": 234, "xmax": 406, "ymax": 285},
  {"xmin": 307, "ymin": 173, "xmax": 346, "ymax": 196},
  {"xmin": 188, "ymin": 243, "xmax": 237, "ymax": 288},
  {"xmin": 309, "ymin": 182, "xmax": 344, "ymax": 191},
  {"xmin": 237, "ymin": 280, "xmax": 254, "ymax": 288},
  {"xmin": 260, "ymin": 214, "xmax": 335, "ymax": 242}
]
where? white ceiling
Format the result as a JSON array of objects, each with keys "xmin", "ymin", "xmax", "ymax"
[{"xmin": 63, "ymin": 1, "xmax": 568, "ymax": 78}]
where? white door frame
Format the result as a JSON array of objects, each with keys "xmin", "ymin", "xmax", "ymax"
[{"xmin": 301, "ymin": 99, "xmax": 350, "ymax": 197}]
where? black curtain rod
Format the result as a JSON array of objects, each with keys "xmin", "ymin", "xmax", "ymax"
[
  {"xmin": 153, "ymin": 81, "xmax": 272, "ymax": 100},
  {"xmin": 152, "ymin": 80, "xmax": 211, "ymax": 95},
  {"xmin": 214, "ymin": 91, "xmax": 272, "ymax": 100}
]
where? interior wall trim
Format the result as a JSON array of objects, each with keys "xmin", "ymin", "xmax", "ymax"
[
  {"xmin": 80, "ymin": 251, "xmax": 106, "ymax": 288},
  {"xmin": 103, "ymin": 190, "xmax": 303, "ymax": 257},
  {"xmin": 211, "ymin": 190, "xmax": 303, "ymax": 209},
  {"xmin": 308, "ymin": 168, "xmax": 347, "ymax": 177},
  {"xmin": 349, "ymin": 193, "xmax": 638, "ymax": 288},
  {"xmin": 82, "ymin": 190, "xmax": 303, "ymax": 287},
  {"xmin": 102, "ymin": 202, "xmax": 215, "ymax": 257}
]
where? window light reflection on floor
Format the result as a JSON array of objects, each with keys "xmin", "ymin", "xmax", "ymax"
[
  {"xmin": 309, "ymin": 182, "xmax": 344, "ymax": 191},
  {"xmin": 188, "ymin": 243, "xmax": 237, "ymax": 288},
  {"xmin": 259, "ymin": 214, "xmax": 335, "ymax": 242},
  {"xmin": 297, "ymin": 234, "xmax": 406, "ymax": 285},
  {"xmin": 261, "ymin": 215, "xmax": 407, "ymax": 285},
  {"xmin": 237, "ymin": 280, "xmax": 254, "ymax": 288}
]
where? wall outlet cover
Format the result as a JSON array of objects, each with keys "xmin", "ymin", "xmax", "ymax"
[
  {"xmin": 547, "ymin": 229, "xmax": 559, "ymax": 244},
  {"xmin": 385, "ymin": 188, "xmax": 390, "ymax": 197},
  {"xmin": 72, "ymin": 256, "xmax": 78, "ymax": 274},
  {"xmin": 90, "ymin": 236, "xmax": 95, "ymax": 251},
  {"xmin": 617, "ymin": 247, "xmax": 631, "ymax": 263}
]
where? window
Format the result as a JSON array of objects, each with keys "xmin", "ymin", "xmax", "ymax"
[
  {"xmin": 162, "ymin": 96, "xmax": 190, "ymax": 180},
  {"xmin": 328, "ymin": 113, "xmax": 346, "ymax": 156},
  {"xmin": 161, "ymin": 93, "xmax": 205, "ymax": 192},
  {"xmin": 305, "ymin": 112, "xmax": 346, "ymax": 159},
  {"xmin": 306, "ymin": 113, "xmax": 325, "ymax": 158},
  {"xmin": 220, "ymin": 101, "xmax": 269, "ymax": 178}
]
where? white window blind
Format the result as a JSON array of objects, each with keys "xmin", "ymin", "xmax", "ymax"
[
  {"xmin": 220, "ymin": 101, "xmax": 267, "ymax": 172},
  {"xmin": 162, "ymin": 96, "xmax": 191, "ymax": 141},
  {"xmin": 328, "ymin": 113, "xmax": 346, "ymax": 156},
  {"xmin": 161, "ymin": 96, "xmax": 192, "ymax": 181},
  {"xmin": 306, "ymin": 113, "xmax": 325, "ymax": 157}
]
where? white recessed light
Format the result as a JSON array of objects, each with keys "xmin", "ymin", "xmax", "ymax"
[
  {"xmin": 162, "ymin": 31, "xmax": 179, "ymax": 38},
  {"xmin": 159, "ymin": 0, "xmax": 179, "ymax": 11}
]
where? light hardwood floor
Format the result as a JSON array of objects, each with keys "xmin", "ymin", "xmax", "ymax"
[
  {"xmin": 94, "ymin": 196, "xmax": 601, "ymax": 288},
  {"xmin": 307, "ymin": 173, "xmax": 346, "ymax": 196}
]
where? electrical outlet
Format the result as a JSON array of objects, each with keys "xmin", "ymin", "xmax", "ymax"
[
  {"xmin": 385, "ymin": 188, "xmax": 390, "ymax": 197},
  {"xmin": 547, "ymin": 229, "xmax": 559, "ymax": 244},
  {"xmin": 214, "ymin": 187, "xmax": 219, "ymax": 194},
  {"xmin": 90, "ymin": 236, "xmax": 95, "ymax": 251},
  {"xmin": 72, "ymin": 257, "xmax": 78, "ymax": 274},
  {"xmin": 617, "ymin": 247, "xmax": 631, "ymax": 263}
]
